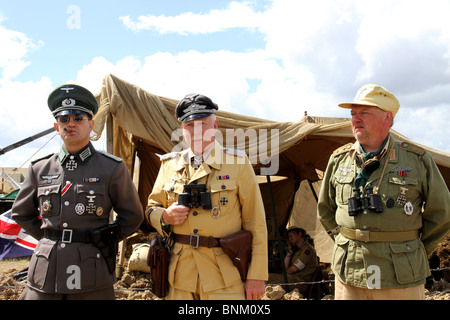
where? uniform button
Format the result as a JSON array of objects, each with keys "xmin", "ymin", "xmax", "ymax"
[
  {"xmin": 66, "ymin": 181, "xmax": 71, "ymax": 184},
  {"xmin": 45, "ymin": 190, "xmax": 50, "ymax": 195},
  {"xmin": 64, "ymin": 201, "xmax": 70, "ymax": 206},
  {"xmin": 193, "ymin": 211, "xmax": 198, "ymax": 216},
  {"xmin": 61, "ymin": 243, "xmax": 66, "ymax": 248},
  {"xmin": 63, "ymin": 223, "xmax": 68, "ymax": 228},
  {"xmin": 193, "ymin": 229, "xmax": 198, "ymax": 234},
  {"xmin": 406, "ymin": 246, "xmax": 411, "ymax": 251},
  {"xmin": 221, "ymin": 185, "xmax": 226, "ymax": 190},
  {"xmin": 89, "ymin": 190, "xmax": 94, "ymax": 194},
  {"xmin": 96, "ymin": 253, "xmax": 101, "ymax": 259}
]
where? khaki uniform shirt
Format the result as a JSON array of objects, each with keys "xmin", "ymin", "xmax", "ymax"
[
  {"xmin": 146, "ymin": 141, "xmax": 268, "ymax": 293},
  {"xmin": 12, "ymin": 142, "xmax": 144, "ymax": 294},
  {"xmin": 318, "ymin": 135, "xmax": 450, "ymax": 289},
  {"xmin": 290, "ymin": 241, "xmax": 318, "ymax": 282}
]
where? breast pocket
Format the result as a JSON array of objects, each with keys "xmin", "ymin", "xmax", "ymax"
[
  {"xmin": 76, "ymin": 184, "xmax": 106, "ymax": 216},
  {"xmin": 210, "ymin": 180, "xmax": 237, "ymax": 216},
  {"xmin": 334, "ymin": 174, "xmax": 355, "ymax": 205},
  {"xmin": 37, "ymin": 185, "xmax": 60, "ymax": 217}
]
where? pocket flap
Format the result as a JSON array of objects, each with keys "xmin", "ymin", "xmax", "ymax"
[
  {"xmin": 34, "ymin": 242, "xmax": 53, "ymax": 259},
  {"xmin": 37, "ymin": 185, "xmax": 60, "ymax": 197},
  {"xmin": 389, "ymin": 241, "xmax": 420, "ymax": 253},
  {"xmin": 79, "ymin": 245, "xmax": 101, "ymax": 262},
  {"xmin": 77, "ymin": 184, "xmax": 105, "ymax": 196},
  {"xmin": 389, "ymin": 176, "xmax": 418, "ymax": 185},
  {"xmin": 210, "ymin": 181, "xmax": 237, "ymax": 193}
]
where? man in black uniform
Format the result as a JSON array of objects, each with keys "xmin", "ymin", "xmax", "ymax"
[{"xmin": 12, "ymin": 84, "xmax": 144, "ymax": 299}]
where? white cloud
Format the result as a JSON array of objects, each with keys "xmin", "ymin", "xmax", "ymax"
[
  {"xmin": 120, "ymin": 1, "xmax": 264, "ymax": 35},
  {"xmin": 0, "ymin": 25, "xmax": 43, "ymax": 80},
  {"xmin": 2, "ymin": 0, "xmax": 450, "ymax": 170}
]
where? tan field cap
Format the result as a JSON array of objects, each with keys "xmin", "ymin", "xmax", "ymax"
[{"xmin": 339, "ymin": 84, "xmax": 400, "ymax": 118}]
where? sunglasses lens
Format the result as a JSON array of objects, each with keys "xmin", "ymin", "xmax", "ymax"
[
  {"xmin": 74, "ymin": 114, "xmax": 85, "ymax": 122},
  {"xmin": 58, "ymin": 115, "xmax": 70, "ymax": 123}
]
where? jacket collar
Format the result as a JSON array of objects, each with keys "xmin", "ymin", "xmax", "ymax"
[{"xmin": 59, "ymin": 142, "xmax": 95, "ymax": 165}]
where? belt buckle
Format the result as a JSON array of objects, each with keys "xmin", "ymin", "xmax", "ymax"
[
  {"xmin": 190, "ymin": 234, "xmax": 199, "ymax": 249},
  {"xmin": 62, "ymin": 229, "xmax": 73, "ymax": 243},
  {"xmin": 355, "ymin": 229, "xmax": 370, "ymax": 242}
]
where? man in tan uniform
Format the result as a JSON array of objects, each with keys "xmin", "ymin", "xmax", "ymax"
[
  {"xmin": 268, "ymin": 227, "xmax": 318, "ymax": 296},
  {"xmin": 146, "ymin": 93, "xmax": 268, "ymax": 300},
  {"xmin": 318, "ymin": 84, "xmax": 450, "ymax": 299},
  {"xmin": 12, "ymin": 84, "xmax": 144, "ymax": 299}
]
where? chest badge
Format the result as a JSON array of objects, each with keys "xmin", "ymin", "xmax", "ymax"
[
  {"xmin": 42, "ymin": 200, "xmax": 52, "ymax": 213},
  {"xmin": 404, "ymin": 201, "xmax": 414, "ymax": 215},
  {"xmin": 66, "ymin": 155, "xmax": 78, "ymax": 171},
  {"xmin": 390, "ymin": 167, "xmax": 411, "ymax": 177},
  {"xmin": 211, "ymin": 207, "xmax": 221, "ymax": 219},
  {"xmin": 396, "ymin": 187, "xmax": 409, "ymax": 206},
  {"xmin": 86, "ymin": 195, "xmax": 97, "ymax": 214},
  {"xmin": 40, "ymin": 174, "xmax": 60, "ymax": 184},
  {"xmin": 219, "ymin": 197, "xmax": 228, "ymax": 206},
  {"xmin": 75, "ymin": 203, "xmax": 85, "ymax": 215}
]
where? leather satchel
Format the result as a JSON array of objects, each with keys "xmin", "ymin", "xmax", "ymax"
[
  {"xmin": 219, "ymin": 230, "xmax": 253, "ymax": 282},
  {"xmin": 147, "ymin": 234, "xmax": 171, "ymax": 298}
]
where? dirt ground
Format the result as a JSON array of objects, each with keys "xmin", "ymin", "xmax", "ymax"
[{"xmin": 1, "ymin": 232, "xmax": 449, "ymax": 300}]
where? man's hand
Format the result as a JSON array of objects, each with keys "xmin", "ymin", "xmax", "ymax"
[
  {"xmin": 245, "ymin": 279, "xmax": 265, "ymax": 300},
  {"xmin": 162, "ymin": 202, "xmax": 190, "ymax": 225}
]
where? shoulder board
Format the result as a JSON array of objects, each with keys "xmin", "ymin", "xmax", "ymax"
[
  {"xmin": 158, "ymin": 152, "xmax": 181, "ymax": 161},
  {"xmin": 31, "ymin": 153, "xmax": 54, "ymax": 165},
  {"xmin": 98, "ymin": 150, "xmax": 122, "ymax": 162},
  {"xmin": 224, "ymin": 148, "xmax": 246, "ymax": 157},
  {"xmin": 400, "ymin": 141, "xmax": 425, "ymax": 156},
  {"xmin": 333, "ymin": 143, "xmax": 352, "ymax": 157}
]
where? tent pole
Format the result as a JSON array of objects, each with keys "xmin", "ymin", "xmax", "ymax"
[
  {"xmin": 266, "ymin": 174, "xmax": 289, "ymax": 291},
  {"xmin": 308, "ymin": 180, "xmax": 319, "ymax": 202}
]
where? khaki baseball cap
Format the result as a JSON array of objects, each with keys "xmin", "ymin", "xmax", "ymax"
[{"xmin": 338, "ymin": 84, "xmax": 400, "ymax": 118}]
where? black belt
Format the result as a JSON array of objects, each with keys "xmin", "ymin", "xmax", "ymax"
[
  {"xmin": 173, "ymin": 233, "xmax": 220, "ymax": 249},
  {"xmin": 44, "ymin": 229, "xmax": 92, "ymax": 244}
]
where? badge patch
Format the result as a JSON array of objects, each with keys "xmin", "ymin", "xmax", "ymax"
[
  {"xmin": 66, "ymin": 156, "xmax": 77, "ymax": 171},
  {"xmin": 40, "ymin": 174, "xmax": 60, "ymax": 184},
  {"xmin": 211, "ymin": 207, "xmax": 221, "ymax": 219},
  {"xmin": 75, "ymin": 203, "xmax": 85, "ymax": 215},
  {"xmin": 396, "ymin": 187, "xmax": 408, "ymax": 206},
  {"xmin": 390, "ymin": 167, "xmax": 411, "ymax": 177},
  {"xmin": 42, "ymin": 200, "xmax": 52, "ymax": 213},
  {"xmin": 96, "ymin": 207, "xmax": 104, "ymax": 217},
  {"xmin": 404, "ymin": 201, "xmax": 413, "ymax": 215},
  {"xmin": 219, "ymin": 197, "xmax": 228, "ymax": 206}
]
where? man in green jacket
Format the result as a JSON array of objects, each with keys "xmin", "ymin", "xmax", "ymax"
[{"xmin": 318, "ymin": 84, "xmax": 450, "ymax": 300}]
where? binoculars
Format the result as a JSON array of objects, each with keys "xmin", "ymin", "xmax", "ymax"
[
  {"xmin": 178, "ymin": 184, "xmax": 212, "ymax": 209},
  {"xmin": 348, "ymin": 185, "xmax": 383, "ymax": 216}
]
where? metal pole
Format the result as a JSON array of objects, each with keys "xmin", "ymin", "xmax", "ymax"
[{"xmin": 266, "ymin": 174, "xmax": 289, "ymax": 290}]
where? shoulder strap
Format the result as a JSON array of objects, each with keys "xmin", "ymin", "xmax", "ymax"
[{"xmin": 332, "ymin": 143, "xmax": 352, "ymax": 157}]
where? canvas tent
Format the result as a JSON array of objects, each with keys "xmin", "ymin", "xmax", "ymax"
[{"xmin": 92, "ymin": 74, "xmax": 450, "ymax": 263}]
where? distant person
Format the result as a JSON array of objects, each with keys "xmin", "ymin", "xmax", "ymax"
[{"xmin": 268, "ymin": 227, "xmax": 318, "ymax": 295}]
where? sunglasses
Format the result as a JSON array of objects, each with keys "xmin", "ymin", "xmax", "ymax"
[{"xmin": 57, "ymin": 114, "xmax": 90, "ymax": 124}]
